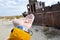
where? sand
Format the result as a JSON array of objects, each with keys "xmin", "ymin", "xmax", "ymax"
[{"xmin": 0, "ymin": 21, "xmax": 60, "ymax": 40}]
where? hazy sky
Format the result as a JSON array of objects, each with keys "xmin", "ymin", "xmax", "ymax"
[{"xmin": 0, "ymin": 0, "xmax": 60, "ymax": 16}]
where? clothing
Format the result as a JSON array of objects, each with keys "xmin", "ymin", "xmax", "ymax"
[
  {"xmin": 16, "ymin": 26, "xmax": 29, "ymax": 32},
  {"xmin": 8, "ymin": 27, "xmax": 31, "ymax": 40}
]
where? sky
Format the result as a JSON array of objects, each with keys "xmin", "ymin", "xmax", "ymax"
[{"xmin": 0, "ymin": 0, "xmax": 60, "ymax": 16}]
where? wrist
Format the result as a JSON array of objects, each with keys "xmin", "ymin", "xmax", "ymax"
[{"xmin": 16, "ymin": 25, "xmax": 29, "ymax": 32}]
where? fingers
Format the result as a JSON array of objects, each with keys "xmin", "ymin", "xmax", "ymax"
[
  {"xmin": 29, "ymin": 14, "xmax": 35, "ymax": 22},
  {"xmin": 25, "ymin": 14, "xmax": 35, "ymax": 27},
  {"xmin": 26, "ymin": 14, "xmax": 35, "ymax": 23}
]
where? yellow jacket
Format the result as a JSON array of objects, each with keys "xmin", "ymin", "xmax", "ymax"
[{"xmin": 8, "ymin": 27, "xmax": 31, "ymax": 40}]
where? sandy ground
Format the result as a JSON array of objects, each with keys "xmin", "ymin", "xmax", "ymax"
[
  {"xmin": 0, "ymin": 21, "xmax": 47, "ymax": 40},
  {"xmin": 0, "ymin": 23, "xmax": 13, "ymax": 40},
  {"xmin": 0, "ymin": 21, "xmax": 60, "ymax": 40}
]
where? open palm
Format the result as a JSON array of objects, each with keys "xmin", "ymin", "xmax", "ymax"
[{"xmin": 13, "ymin": 14, "xmax": 35, "ymax": 29}]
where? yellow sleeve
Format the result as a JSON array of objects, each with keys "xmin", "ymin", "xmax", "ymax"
[{"xmin": 8, "ymin": 27, "xmax": 31, "ymax": 40}]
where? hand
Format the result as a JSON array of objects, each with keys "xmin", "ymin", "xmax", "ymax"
[{"xmin": 13, "ymin": 14, "xmax": 35, "ymax": 29}]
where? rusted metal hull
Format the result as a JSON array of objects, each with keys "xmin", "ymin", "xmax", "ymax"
[{"xmin": 34, "ymin": 11, "xmax": 60, "ymax": 28}]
